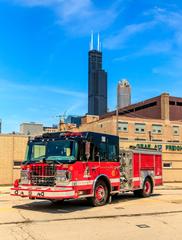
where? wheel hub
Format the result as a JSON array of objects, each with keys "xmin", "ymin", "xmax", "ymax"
[
  {"xmin": 96, "ymin": 185, "xmax": 105, "ymax": 201},
  {"xmin": 145, "ymin": 181, "xmax": 151, "ymax": 194}
]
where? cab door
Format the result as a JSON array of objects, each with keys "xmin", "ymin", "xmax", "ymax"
[
  {"xmin": 86, "ymin": 142, "xmax": 100, "ymax": 180},
  {"xmin": 99, "ymin": 142, "xmax": 120, "ymax": 181}
]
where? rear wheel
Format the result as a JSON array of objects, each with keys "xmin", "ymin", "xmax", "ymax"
[
  {"xmin": 88, "ymin": 180, "xmax": 109, "ymax": 207},
  {"xmin": 134, "ymin": 178, "xmax": 152, "ymax": 198}
]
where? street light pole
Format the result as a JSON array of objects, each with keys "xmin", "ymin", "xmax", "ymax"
[{"xmin": 116, "ymin": 105, "xmax": 119, "ymax": 136}]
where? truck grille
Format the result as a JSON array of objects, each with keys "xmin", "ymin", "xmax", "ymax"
[{"xmin": 31, "ymin": 165, "xmax": 56, "ymax": 186}]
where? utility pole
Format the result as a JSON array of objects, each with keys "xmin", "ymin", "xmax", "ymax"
[{"xmin": 116, "ymin": 105, "xmax": 119, "ymax": 136}]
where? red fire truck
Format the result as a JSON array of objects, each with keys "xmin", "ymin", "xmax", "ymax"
[{"xmin": 11, "ymin": 132, "xmax": 162, "ymax": 206}]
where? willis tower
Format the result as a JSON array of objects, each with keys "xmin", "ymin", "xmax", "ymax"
[{"xmin": 88, "ymin": 33, "xmax": 107, "ymax": 116}]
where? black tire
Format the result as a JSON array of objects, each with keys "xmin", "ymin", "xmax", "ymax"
[
  {"xmin": 133, "ymin": 189, "xmax": 142, "ymax": 197},
  {"xmin": 133, "ymin": 178, "xmax": 152, "ymax": 198},
  {"xmin": 88, "ymin": 180, "xmax": 109, "ymax": 207}
]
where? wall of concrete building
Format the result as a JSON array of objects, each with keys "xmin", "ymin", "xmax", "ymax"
[
  {"xmin": 0, "ymin": 135, "xmax": 28, "ymax": 185},
  {"xmin": 20, "ymin": 123, "xmax": 43, "ymax": 136}
]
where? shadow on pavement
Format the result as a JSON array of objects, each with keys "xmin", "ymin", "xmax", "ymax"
[
  {"xmin": 13, "ymin": 199, "xmax": 91, "ymax": 214},
  {"xmin": 12, "ymin": 192, "xmax": 161, "ymax": 214},
  {"xmin": 111, "ymin": 192, "xmax": 161, "ymax": 204}
]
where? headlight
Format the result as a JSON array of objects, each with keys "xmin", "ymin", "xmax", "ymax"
[
  {"xmin": 55, "ymin": 170, "xmax": 71, "ymax": 185},
  {"xmin": 20, "ymin": 170, "xmax": 30, "ymax": 184}
]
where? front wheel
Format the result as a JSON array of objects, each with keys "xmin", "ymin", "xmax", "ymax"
[{"xmin": 88, "ymin": 180, "xmax": 108, "ymax": 207}]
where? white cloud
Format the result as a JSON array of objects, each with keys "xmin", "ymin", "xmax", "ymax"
[
  {"xmin": 145, "ymin": 7, "xmax": 182, "ymax": 78},
  {"xmin": 104, "ymin": 20, "xmax": 157, "ymax": 50},
  {"xmin": 108, "ymin": 5, "xmax": 182, "ymax": 80},
  {"xmin": 12, "ymin": 0, "xmax": 123, "ymax": 34},
  {"xmin": 104, "ymin": 6, "xmax": 182, "ymax": 51},
  {"xmin": 0, "ymin": 79, "xmax": 86, "ymax": 98},
  {"xmin": 114, "ymin": 40, "xmax": 172, "ymax": 61},
  {"xmin": 42, "ymin": 86, "xmax": 86, "ymax": 98}
]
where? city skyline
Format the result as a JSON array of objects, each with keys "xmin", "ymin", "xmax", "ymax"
[{"xmin": 0, "ymin": 0, "xmax": 182, "ymax": 132}]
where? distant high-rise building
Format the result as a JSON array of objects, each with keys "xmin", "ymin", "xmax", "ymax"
[
  {"xmin": 20, "ymin": 122, "xmax": 43, "ymax": 136},
  {"xmin": 65, "ymin": 115, "xmax": 82, "ymax": 127},
  {"xmin": 117, "ymin": 79, "xmax": 131, "ymax": 109},
  {"xmin": 88, "ymin": 32, "xmax": 107, "ymax": 116}
]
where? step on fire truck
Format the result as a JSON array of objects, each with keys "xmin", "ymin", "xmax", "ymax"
[{"xmin": 11, "ymin": 132, "xmax": 162, "ymax": 206}]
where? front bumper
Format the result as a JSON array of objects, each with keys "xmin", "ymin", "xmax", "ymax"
[{"xmin": 11, "ymin": 186, "xmax": 75, "ymax": 199}]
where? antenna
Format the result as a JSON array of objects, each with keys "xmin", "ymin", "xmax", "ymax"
[
  {"xmin": 97, "ymin": 33, "xmax": 100, "ymax": 51},
  {"xmin": 90, "ymin": 31, "xmax": 94, "ymax": 50}
]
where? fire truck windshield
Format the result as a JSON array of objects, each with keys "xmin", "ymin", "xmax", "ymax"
[{"xmin": 24, "ymin": 140, "xmax": 77, "ymax": 163}]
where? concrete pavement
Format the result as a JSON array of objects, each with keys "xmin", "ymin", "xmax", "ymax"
[{"xmin": 0, "ymin": 186, "xmax": 182, "ymax": 239}]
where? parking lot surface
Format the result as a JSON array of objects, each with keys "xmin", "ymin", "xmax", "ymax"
[{"xmin": 0, "ymin": 186, "xmax": 182, "ymax": 240}]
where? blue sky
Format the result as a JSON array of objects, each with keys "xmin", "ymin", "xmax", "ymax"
[{"xmin": 0, "ymin": 0, "xmax": 182, "ymax": 132}]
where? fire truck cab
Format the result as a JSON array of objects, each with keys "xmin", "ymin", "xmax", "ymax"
[{"xmin": 11, "ymin": 132, "xmax": 162, "ymax": 206}]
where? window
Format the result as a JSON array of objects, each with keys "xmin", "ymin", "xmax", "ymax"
[
  {"xmin": 173, "ymin": 126, "xmax": 180, "ymax": 136},
  {"xmin": 99, "ymin": 143, "xmax": 107, "ymax": 161},
  {"xmin": 135, "ymin": 138, "xmax": 146, "ymax": 141},
  {"xmin": 135, "ymin": 123, "xmax": 146, "ymax": 133},
  {"xmin": 135, "ymin": 101, "xmax": 157, "ymax": 111},
  {"xmin": 169, "ymin": 101, "xmax": 175, "ymax": 105},
  {"xmin": 177, "ymin": 102, "xmax": 182, "ymax": 106},
  {"xmin": 14, "ymin": 161, "xmax": 21, "ymax": 166},
  {"xmin": 31, "ymin": 144, "xmax": 46, "ymax": 161},
  {"xmin": 91, "ymin": 142, "xmax": 118, "ymax": 162},
  {"xmin": 108, "ymin": 144, "xmax": 117, "ymax": 162},
  {"xmin": 118, "ymin": 122, "xmax": 128, "ymax": 132},
  {"xmin": 77, "ymin": 142, "xmax": 87, "ymax": 161},
  {"xmin": 152, "ymin": 124, "xmax": 163, "ymax": 134},
  {"xmin": 163, "ymin": 162, "xmax": 172, "ymax": 168},
  {"xmin": 120, "ymin": 138, "xmax": 128, "ymax": 141}
]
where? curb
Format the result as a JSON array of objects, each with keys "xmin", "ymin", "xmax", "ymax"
[
  {"xmin": 155, "ymin": 186, "xmax": 182, "ymax": 190},
  {"xmin": 0, "ymin": 191, "xmax": 10, "ymax": 195}
]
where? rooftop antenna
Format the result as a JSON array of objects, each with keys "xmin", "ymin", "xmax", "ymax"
[
  {"xmin": 97, "ymin": 33, "xmax": 100, "ymax": 51},
  {"xmin": 90, "ymin": 31, "xmax": 94, "ymax": 50}
]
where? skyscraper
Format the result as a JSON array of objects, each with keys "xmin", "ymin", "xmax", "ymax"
[
  {"xmin": 88, "ymin": 33, "xmax": 107, "ymax": 116},
  {"xmin": 117, "ymin": 79, "xmax": 131, "ymax": 109}
]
